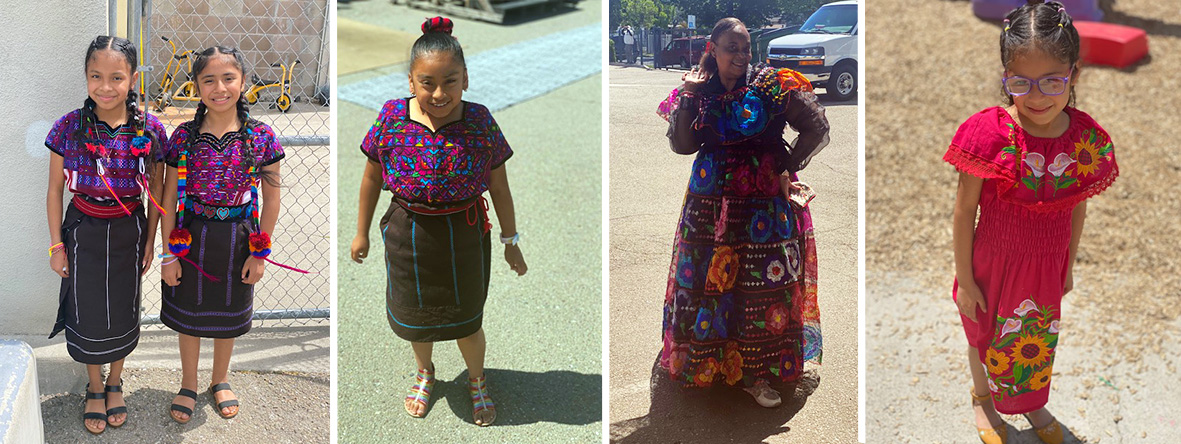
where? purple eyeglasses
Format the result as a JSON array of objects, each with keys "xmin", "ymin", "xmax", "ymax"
[{"xmin": 1002, "ymin": 68, "xmax": 1074, "ymax": 96}]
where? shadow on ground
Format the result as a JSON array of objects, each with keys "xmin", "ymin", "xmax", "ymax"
[
  {"xmin": 410, "ymin": 368, "xmax": 602, "ymax": 427},
  {"xmin": 609, "ymin": 354, "xmax": 819, "ymax": 443}
]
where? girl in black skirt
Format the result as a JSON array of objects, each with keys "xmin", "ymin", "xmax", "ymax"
[
  {"xmin": 351, "ymin": 17, "xmax": 527, "ymax": 426},
  {"xmin": 159, "ymin": 46, "xmax": 285, "ymax": 423},
  {"xmin": 46, "ymin": 36, "xmax": 167, "ymax": 435}
]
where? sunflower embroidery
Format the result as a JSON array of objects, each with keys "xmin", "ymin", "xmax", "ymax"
[
  {"xmin": 1010, "ymin": 334, "xmax": 1052, "ymax": 368},
  {"xmin": 1073, "ymin": 128, "xmax": 1112, "ymax": 177},
  {"xmin": 985, "ymin": 348, "xmax": 1011, "ymax": 375}
]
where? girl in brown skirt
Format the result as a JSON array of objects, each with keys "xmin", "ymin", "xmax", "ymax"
[{"xmin": 351, "ymin": 17, "xmax": 527, "ymax": 426}]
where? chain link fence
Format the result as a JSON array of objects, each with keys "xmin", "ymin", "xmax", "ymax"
[{"xmin": 131, "ymin": 0, "xmax": 330, "ymax": 328}]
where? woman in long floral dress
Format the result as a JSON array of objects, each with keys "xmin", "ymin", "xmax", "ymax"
[{"xmin": 656, "ymin": 17, "xmax": 829, "ymax": 407}]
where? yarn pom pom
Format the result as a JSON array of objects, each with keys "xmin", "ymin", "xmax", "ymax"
[
  {"xmin": 131, "ymin": 135, "xmax": 152, "ymax": 156},
  {"xmin": 249, "ymin": 231, "xmax": 272, "ymax": 258},
  {"xmin": 168, "ymin": 228, "xmax": 192, "ymax": 257},
  {"xmin": 421, "ymin": 16, "xmax": 453, "ymax": 35}
]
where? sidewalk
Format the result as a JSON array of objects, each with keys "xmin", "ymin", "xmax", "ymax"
[{"xmin": 15, "ymin": 325, "xmax": 328, "ymax": 443}]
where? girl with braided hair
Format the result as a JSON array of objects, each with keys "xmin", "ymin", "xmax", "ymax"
[
  {"xmin": 945, "ymin": 2, "xmax": 1118, "ymax": 443},
  {"xmin": 351, "ymin": 16, "xmax": 526, "ymax": 426},
  {"xmin": 158, "ymin": 46, "xmax": 285, "ymax": 424},
  {"xmin": 45, "ymin": 35, "xmax": 168, "ymax": 435}
]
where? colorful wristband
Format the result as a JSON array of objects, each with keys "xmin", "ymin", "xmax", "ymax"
[{"xmin": 49, "ymin": 242, "xmax": 64, "ymax": 256}]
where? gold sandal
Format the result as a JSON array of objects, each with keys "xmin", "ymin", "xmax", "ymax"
[{"xmin": 971, "ymin": 389, "xmax": 1008, "ymax": 444}]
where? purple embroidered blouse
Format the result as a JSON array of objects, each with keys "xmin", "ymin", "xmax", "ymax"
[
  {"xmin": 45, "ymin": 109, "xmax": 168, "ymax": 199},
  {"xmin": 164, "ymin": 120, "xmax": 285, "ymax": 206}
]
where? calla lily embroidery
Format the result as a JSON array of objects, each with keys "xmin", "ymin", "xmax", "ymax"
[
  {"xmin": 1014, "ymin": 299, "xmax": 1039, "ymax": 316},
  {"xmin": 1048, "ymin": 320, "xmax": 1059, "ymax": 334},
  {"xmin": 1000, "ymin": 318, "xmax": 1023, "ymax": 337},
  {"xmin": 1046, "ymin": 152, "xmax": 1078, "ymax": 196},
  {"xmin": 1020, "ymin": 152, "xmax": 1047, "ymax": 198}
]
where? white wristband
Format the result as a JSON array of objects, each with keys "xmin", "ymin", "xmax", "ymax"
[{"xmin": 500, "ymin": 233, "xmax": 519, "ymax": 246}]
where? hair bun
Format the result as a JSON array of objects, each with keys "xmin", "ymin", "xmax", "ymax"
[{"xmin": 421, "ymin": 17, "xmax": 454, "ymax": 35}]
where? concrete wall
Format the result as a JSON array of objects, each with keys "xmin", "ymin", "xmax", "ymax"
[
  {"xmin": 148, "ymin": 0, "xmax": 329, "ymax": 100},
  {"xmin": 0, "ymin": 1, "xmax": 108, "ymax": 335}
]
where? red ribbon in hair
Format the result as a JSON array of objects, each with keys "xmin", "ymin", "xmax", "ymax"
[
  {"xmin": 705, "ymin": 41, "xmax": 713, "ymax": 53},
  {"xmin": 422, "ymin": 17, "xmax": 454, "ymax": 35}
]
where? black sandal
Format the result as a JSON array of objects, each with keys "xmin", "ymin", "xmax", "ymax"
[
  {"xmin": 83, "ymin": 385, "xmax": 107, "ymax": 435},
  {"xmin": 169, "ymin": 388, "xmax": 198, "ymax": 424},
  {"xmin": 209, "ymin": 382, "xmax": 240, "ymax": 419},
  {"xmin": 104, "ymin": 379, "xmax": 128, "ymax": 428}
]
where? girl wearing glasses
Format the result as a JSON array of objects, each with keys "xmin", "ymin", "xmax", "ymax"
[
  {"xmin": 656, "ymin": 17, "xmax": 829, "ymax": 408},
  {"xmin": 943, "ymin": 2, "xmax": 1118, "ymax": 443}
]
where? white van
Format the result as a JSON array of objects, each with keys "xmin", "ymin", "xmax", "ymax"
[{"xmin": 766, "ymin": 0, "xmax": 858, "ymax": 101}]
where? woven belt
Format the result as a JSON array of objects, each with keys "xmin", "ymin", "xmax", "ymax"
[
  {"xmin": 188, "ymin": 200, "xmax": 251, "ymax": 221},
  {"xmin": 396, "ymin": 197, "xmax": 491, "ymax": 234},
  {"xmin": 72, "ymin": 195, "xmax": 141, "ymax": 219}
]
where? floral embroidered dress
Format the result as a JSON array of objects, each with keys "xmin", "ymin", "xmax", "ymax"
[
  {"xmin": 656, "ymin": 65, "xmax": 828, "ymax": 388},
  {"xmin": 161, "ymin": 120, "xmax": 285, "ymax": 338},
  {"xmin": 361, "ymin": 98, "xmax": 512, "ymax": 342},
  {"xmin": 944, "ymin": 106, "xmax": 1117, "ymax": 414}
]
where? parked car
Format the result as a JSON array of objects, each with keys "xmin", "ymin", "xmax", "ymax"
[
  {"xmin": 766, "ymin": 0, "xmax": 858, "ymax": 100},
  {"xmin": 750, "ymin": 25, "xmax": 799, "ymax": 68},
  {"xmin": 656, "ymin": 36, "xmax": 707, "ymax": 69}
]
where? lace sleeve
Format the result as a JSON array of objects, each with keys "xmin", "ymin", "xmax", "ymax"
[{"xmin": 781, "ymin": 88, "xmax": 830, "ymax": 172}]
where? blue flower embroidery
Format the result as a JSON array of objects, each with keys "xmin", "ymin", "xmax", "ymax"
[
  {"xmin": 694, "ymin": 307, "xmax": 714, "ymax": 340},
  {"xmin": 726, "ymin": 91, "xmax": 768, "ymax": 137},
  {"xmin": 749, "ymin": 210, "xmax": 774, "ymax": 243},
  {"xmin": 773, "ymin": 197, "xmax": 794, "ymax": 239},
  {"xmin": 676, "ymin": 252, "xmax": 695, "ymax": 288},
  {"xmin": 689, "ymin": 154, "xmax": 715, "ymax": 194}
]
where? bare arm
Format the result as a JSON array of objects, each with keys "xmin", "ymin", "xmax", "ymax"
[
  {"xmin": 1064, "ymin": 201, "xmax": 1086, "ymax": 295},
  {"xmin": 47, "ymin": 154, "xmax": 68, "ymax": 277},
  {"xmin": 953, "ymin": 173, "xmax": 985, "ymax": 321},
  {"xmin": 488, "ymin": 165, "xmax": 526, "ymax": 276},
  {"xmin": 350, "ymin": 160, "xmax": 384, "ymax": 264},
  {"xmin": 140, "ymin": 163, "xmax": 164, "ymax": 275}
]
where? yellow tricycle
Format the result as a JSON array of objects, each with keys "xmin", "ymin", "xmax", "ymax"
[{"xmin": 245, "ymin": 59, "xmax": 301, "ymax": 113}]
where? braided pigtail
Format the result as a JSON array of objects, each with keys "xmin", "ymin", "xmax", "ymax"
[{"xmin": 998, "ymin": 1, "xmax": 1080, "ymax": 107}]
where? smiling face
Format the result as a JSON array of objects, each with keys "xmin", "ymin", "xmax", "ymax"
[
  {"xmin": 1005, "ymin": 48, "xmax": 1078, "ymax": 130},
  {"xmin": 86, "ymin": 49, "xmax": 137, "ymax": 116},
  {"xmin": 408, "ymin": 51, "xmax": 467, "ymax": 120},
  {"xmin": 195, "ymin": 54, "xmax": 245, "ymax": 116},
  {"xmin": 711, "ymin": 25, "xmax": 751, "ymax": 85}
]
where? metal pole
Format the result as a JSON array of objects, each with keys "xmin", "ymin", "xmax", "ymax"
[
  {"xmin": 141, "ymin": 308, "xmax": 331, "ymax": 324},
  {"xmin": 276, "ymin": 135, "xmax": 330, "ymax": 146},
  {"xmin": 109, "ymin": 0, "xmax": 118, "ymax": 35}
]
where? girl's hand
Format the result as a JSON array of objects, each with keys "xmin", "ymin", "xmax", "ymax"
[
  {"xmin": 50, "ymin": 250, "xmax": 69, "ymax": 278},
  {"xmin": 1063, "ymin": 268, "xmax": 1074, "ymax": 296},
  {"xmin": 242, "ymin": 256, "xmax": 265, "ymax": 284},
  {"xmin": 351, "ymin": 235, "xmax": 370, "ymax": 264},
  {"xmin": 504, "ymin": 244, "xmax": 527, "ymax": 276},
  {"xmin": 681, "ymin": 66, "xmax": 708, "ymax": 92},
  {"xmin": 141, "ymin": 244, "xmax": 155, "ymax": 276},
  {"xmin": 162, "ymin": 260, "xmax": 182, "ymax": 287},
  {"xmin": 956, "ymin": 280, "xmax": 987, "ymax": 322}
]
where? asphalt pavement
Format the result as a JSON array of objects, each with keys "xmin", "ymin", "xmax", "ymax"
[
  {"xmin": 335, "ymin": 1, "xmax": 603, "ymax": 442},
  {"xmin": 607, "ymin": 65, "xmax": 859, "ymax": 443}
]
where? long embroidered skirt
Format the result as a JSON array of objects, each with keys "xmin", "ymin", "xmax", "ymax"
[
  {"xmin": 954, "ymin": 181, "xmax": 1070, "ymax": 414},
  {"xmin": 161, "ymin": 206, "xmax": 254, "ymax": 339},
  {"xmin": 381, "ymin": 199, "xmax": 491, "ymax": 343},
  {"xmin": 659, "ymin": 146, "xmax": 822, "ymax": 388},
  {"xmin": 50, "ymin": 199, "xmax": 147, "ymax": 365}
]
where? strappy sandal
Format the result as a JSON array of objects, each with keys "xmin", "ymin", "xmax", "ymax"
[
  {"xmin": 169, "ymin": 388, "xmax": 198, "ymax": 424},
  {"xmin": 468, "ymin": 375, "xmax": 496, "ymax": 426},
  {"xmin": 971, "ymin": 389, "xmax": 1008, "ymax": 444},
  {"xmin": 1023, "ymin": 412, "xmax": 1063, "ymax": 444},
  {"xmin": 405, "ymin": 365, "xmax": 435, "ymax": 418},
  {"xmin": 104, "ymin": 379, "xmax": 128, "ymax": 428},
  {"xmin": 83, "ymin": 385, "xmax": 108, "ymax": 435},
  {"xmin": 209, "ymin": 383, "xmax": 240, "ymax": 419},
  {"xmin": 742, "ymin": 379, "xmax": 782, "ymax": 408}
]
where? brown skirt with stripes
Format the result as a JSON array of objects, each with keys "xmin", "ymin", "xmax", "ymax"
[
  {"xmin": 381, "ymin": 199, "xmax": 491, "ymax": 342},
  {"xmin": 49, "ymin": 199, "xmax": 147, "ymax": 365},
  {"xmin": 160, "ymin": 213, "xmax": 254, "ymax": 339}
]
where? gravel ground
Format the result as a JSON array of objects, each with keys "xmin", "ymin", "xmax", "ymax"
[
  {"xmin": 40, "ymin": 368, "xmax": 329, "ymax": 444},
  {"xmin": 866, "ymin": 1, "xmax": 1181, "ymax": 442}
]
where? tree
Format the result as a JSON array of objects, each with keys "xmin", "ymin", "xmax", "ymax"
[
  {"xmin": 667, "ymin": 0, "xmax": 829, "ymax": 30},
  {"xmin": 611, "ymin": 0, "xmax": 676, "ymax": 30}
]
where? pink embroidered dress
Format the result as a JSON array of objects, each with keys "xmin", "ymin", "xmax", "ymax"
[{"xmin": 944, "ymin": 106, "xmax": 1118, "ymax": 414}]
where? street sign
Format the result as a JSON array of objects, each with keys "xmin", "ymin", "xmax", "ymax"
[{"xmin": 688, "ymin": 14, "xmax": 696, "ymax": 30}]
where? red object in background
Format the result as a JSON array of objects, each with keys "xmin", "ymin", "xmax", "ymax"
[{"xmin": 1075, "ymin": 21, "xmax": 1148, "ymax": 69}]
